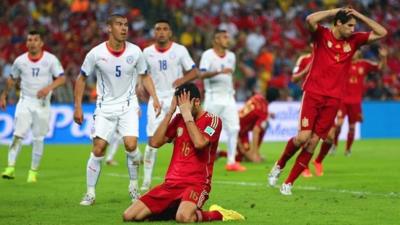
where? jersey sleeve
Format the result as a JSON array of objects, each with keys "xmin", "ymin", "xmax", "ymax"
[
  {"xmin": 80, "ymin": 50, "xmax": 96, "ymax": 77},
  {"xmin": 352, "ymin": 32, "xmax": 371, "ymax": 48},
  {"xmin": 311, "ymin": 24, "xmax": 326, "ymax": 41},
  {"xmin": 50, "ymin": 56, "xmax": 64, "ymax": 78},
  {"xmin": 201, "ymin": 115, "xmax": 222, "ymax": 143},
  {"xmin": 10, "ymin": 59, "xmax": 21, "ymax": 79},
  {"xmin": 199, "ymin": 52, "xmax": 211, "ymax": 72},
  {"xmin": 135, "ymin": 50, "xmax": 148, "ymax": 76},
  {"xmin": 166, "ymin": 114, "xmax": 183, "ymax": 140},
  {"xmin": 180, "ymin": 46, "xmax": 196, "ymax": 72}
]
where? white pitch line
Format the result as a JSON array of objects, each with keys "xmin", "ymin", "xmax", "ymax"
[{"xmin": 105, "ymin": 172, "xmax": 399, "ymax": 198}]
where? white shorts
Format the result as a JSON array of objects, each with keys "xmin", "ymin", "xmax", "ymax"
[
  {"xmin": 146, "ymin": 96, "xmax": 174, "ymax": 137},
  {"xmin": 204, "ymin": 93, "xmax": 240, "ymax": 133},
  {"xmin": 92, "ymin": 101, "xmax": 139, "ymax": 143},
  {"xmin": 14, "ymin": 97, "xmax": 51, "ymax": 139}
]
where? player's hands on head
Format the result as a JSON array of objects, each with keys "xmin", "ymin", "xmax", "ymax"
[
  {"xmin": 37, "ymin": 86, "xmax": 52, "ymax": 99},
  {"xmin": 73, "ymin": 107, "xmax": 84, "ymax": 125},
  {"xmin": 177, "ymin": 90, "xmax": 194, "ymax": 123}
]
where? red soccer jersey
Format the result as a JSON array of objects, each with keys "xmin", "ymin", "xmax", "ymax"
[
  {"xmin": 164, "ymin": 112, "xmax": 222, "ymax": 187},
  {"xmin": 303, "ymin": 24, "xmax": 370, "ymax": 98},
  {"xmin": 292, "ymin": 53, "xmax": 313, "ymax": 76},
  {"xmin": 344, "ymin": 59, "xmax": 379, "ymax": 104},
  {"xmin": 239, "ymin": 94, "xmax": 269, "ymax": 135}
]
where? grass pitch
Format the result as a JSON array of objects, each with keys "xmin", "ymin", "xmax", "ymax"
[{"xmin": 0, "ymin": 139, "xmax": 399, "ymax": 225}]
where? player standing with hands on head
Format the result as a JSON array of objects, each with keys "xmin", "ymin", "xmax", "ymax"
[
  {"xmin": 123, "ymin": 83, "xmax": 244, "ymax": 222},
  {"xmin": 140, "ymin": 19, "xmax": 198, "ymax": 191},
  {"xmin": 1, "ymin": 30, "xmax": 65, "ymax": 183},
  {"xmin": 74, "ymin": 13, "xmax": 161, "ymax": 206},
  {"xmin": 200, "ymin": 29, "xmax": 245, "ymax": 172},
  {"xmin": 268, "ymin": 7, "xmax": 387, "ymax": 195}
]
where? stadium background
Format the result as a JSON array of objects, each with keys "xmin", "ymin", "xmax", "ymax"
[{"xmin": 0, "ymin": 0, "xmax": 399, "ymax": 143}]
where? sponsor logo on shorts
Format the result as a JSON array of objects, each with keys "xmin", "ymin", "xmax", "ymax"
[{"xmin": 301, "ymin": 117, "xmax": 309, "ymax": 128}]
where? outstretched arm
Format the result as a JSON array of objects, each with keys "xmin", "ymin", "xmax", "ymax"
[
  {"xmin": 173, "ymin": 68, "xmax": 199, "ymax": 87},
  {"xmin": 200, "ymin": 68, "xmax": 233, "ymax": 79}
]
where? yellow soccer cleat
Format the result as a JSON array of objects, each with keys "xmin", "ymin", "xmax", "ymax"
[
  {"xmin": 2, "ymin": 166, "xmax": 15, "ymax": 179},
  {"xmin": 27, "ymin": 170, "xmax": 38, "ymax": 183},
  {"xmin": 209, "ymin": 204, "xmax": 245, "ymax": 221}
]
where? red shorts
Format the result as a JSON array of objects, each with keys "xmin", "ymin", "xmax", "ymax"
[
  {"xmin": 140, "ymin": 182, "xmax": 210, "ymax": 216},
  {"xmin": 337, "ymin": 102, "xmax": 362, "ymax": 124},
  {"xmin": 299, "ymin": 91, "xmax": 341, "ymax": 139}
]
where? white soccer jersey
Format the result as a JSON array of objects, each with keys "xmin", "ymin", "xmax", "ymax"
[
  {"xmin": 81, "ymin": 42, "xmax": 146, "ymax": 106},
  {"xmin": 143, "ymin": 42, "xmax": 195, "ymax": 95},
  {"xmin": 200, "ymin": 49, "xmax": 236, "ymax": 95},
  {"xmin": 11, "ymin": 51, "xmax": 64, "ymax": 101}
]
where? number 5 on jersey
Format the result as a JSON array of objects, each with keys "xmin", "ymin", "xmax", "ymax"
[{"xmin": 115, "ymin": 65, "xmax": 121, "ymax": 77}]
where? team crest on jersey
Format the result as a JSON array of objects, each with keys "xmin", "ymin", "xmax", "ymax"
[
  {"xmin": 301, "ymin": 117, "xmax": 309, "ymax": 128},
  {"xmin": 41, "ymin": 61, "xmax": 48, "ymax": 67},
  {"xmin": 177, "ymin": 127, "xmax": 183, "ymax": 137},
  {"xmin": 343, "ymin": 42, "xmax": 351, "ymax": 53},
  {"xmin": 204, "ymin": 126, "xmax": 215, "ymax": 136},
  {"xmin": 358, "ymin": 67, "xmax": 364, "ymax": 75},
  {"xmin": 169, "ymin": 52, "xmax": 176, "ymax": 59},
  {"xmin": 126, "ymin": 55, "xmax": 134, "ymax": 64},
  {"xmin": 327, "ymin": 41, "xmax": 333, "ymax": 48}
]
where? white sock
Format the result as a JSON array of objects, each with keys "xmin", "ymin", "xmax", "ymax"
[
  {"xmin": 86, "ymin": 152, "xmax": 104, "ymax": 195},
  {"xmin": 105, "ymin": 137, "xmax": 120, "ymax": 162},
  {"xmin": 31, "ymin": 139, "xmax": 44, "ymax": 170},
  {"xmin": 8, "ymin": 136, "xmax": 23, "ymax": 167},
  {"xmin": 143, "ymin": 145, "xmax": 157, "ymax": 185},
  {"xmin": 129, "ymin": 180, "xmax": 139, "ymax": 191},
  {"xmin": 227, "ymin": 130, "xmax": 239, "ymax": 165},
  {"xmin": 126, "ymin": 147, "xmax": 141, "ymax": 182}
]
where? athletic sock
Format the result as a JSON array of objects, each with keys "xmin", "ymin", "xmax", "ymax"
[
  {"xmin": 277, "ymin": 137, "xmax": 301, "ymax": 169},
  {"xmin": 284, "ymin": 150, "xmax": 313, "ymax": 184}
]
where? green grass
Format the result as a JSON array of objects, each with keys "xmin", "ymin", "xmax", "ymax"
[{"xmin": 0, "ymin": 139, "xmax": 399, "ymax": 225}]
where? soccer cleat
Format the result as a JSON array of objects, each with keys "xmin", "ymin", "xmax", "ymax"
[
  {"xmin": 301, "ymin": 167, "xmax": 313, "ymax": 178},
  {"xmin": 106, "ymin": 159, "xmax": 118, "ymax": 166},
  {"xmin": 140, "ymin": 182, "xmax": 150, "ymax": 192},
  {"xmin": 129, "ymin": 188, "xmax": 141, "ymax": 202},
  {"xmin": 225, "ymin": 162, "xmax": 246, "ymax": 172},
  {"xmin": 2, "ymin": 167, "xmax": 15, "ymax": 179},
  {"xmin": 27, "ymin": 170, "xmax": 38, "ymax": 183},
  {"xmin": 313, "ymin": 160, "xmax": 324, "ymax": 176},
  {"xmin": 268, "ymin": 163, "xmax": 281, "ymax": 187},
  {"xmin": 344, "ymin": 150, "xmax": 352, "ymax": 157},
  {"xmin": 280, "ymin": 183, "xmax": 293, "ymax": 195},
  {"xmin": 209, "ymin": 204, "xmax": 245, "ymax": 221},
  {"xmin": 80, "ymin": 193, "xmax": 95, "ymax": 206}
]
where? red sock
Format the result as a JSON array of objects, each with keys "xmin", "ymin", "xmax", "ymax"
[
  {"xmin": 315, "ymin": 141, "xmax": 332, "ymax": 163},
  {"xmin": 334, "ymin": 126, "xmax": 341, "ymax": 146},
  {"xmin": 277, "ymin": 137, "xmax": 301, "ymax": 169},
  {"xmin": 346, "ymin": 130, "xmax": 355, "ymax": 151},
  {"xmin": 196, "ymin": 210, "xmax": 223, "ymax": 222},
  {"xmin": 284, "ymin": 150, "xmax": 313, "ymax": 184}
]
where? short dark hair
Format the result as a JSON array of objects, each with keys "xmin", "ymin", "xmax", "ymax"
[
  {"xmin": 107, "ymin": 13, "xmax": 127, "ymax": 25},
  {"xmin": 28, "ymin": 30, "xmax": 42, "ymax": 38},
  {"xmin": 175, "ymin": 83, "xmax": 201, "ymax": 100},
  {"xmin": 213, "ymin": 29, "xmax": 227, "ymax": 38},
  {"xmin": 154, "ymin": 19, "xmax": 171, "ymax": 26},
  {"xmin": 333, "ymin": 10, "xmax": 355, "ymax": 26}
]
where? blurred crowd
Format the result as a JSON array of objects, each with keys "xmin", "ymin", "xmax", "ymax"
[{"xmin": 1, "ymin": 0, "xmax": 400, "ymax": 104}]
